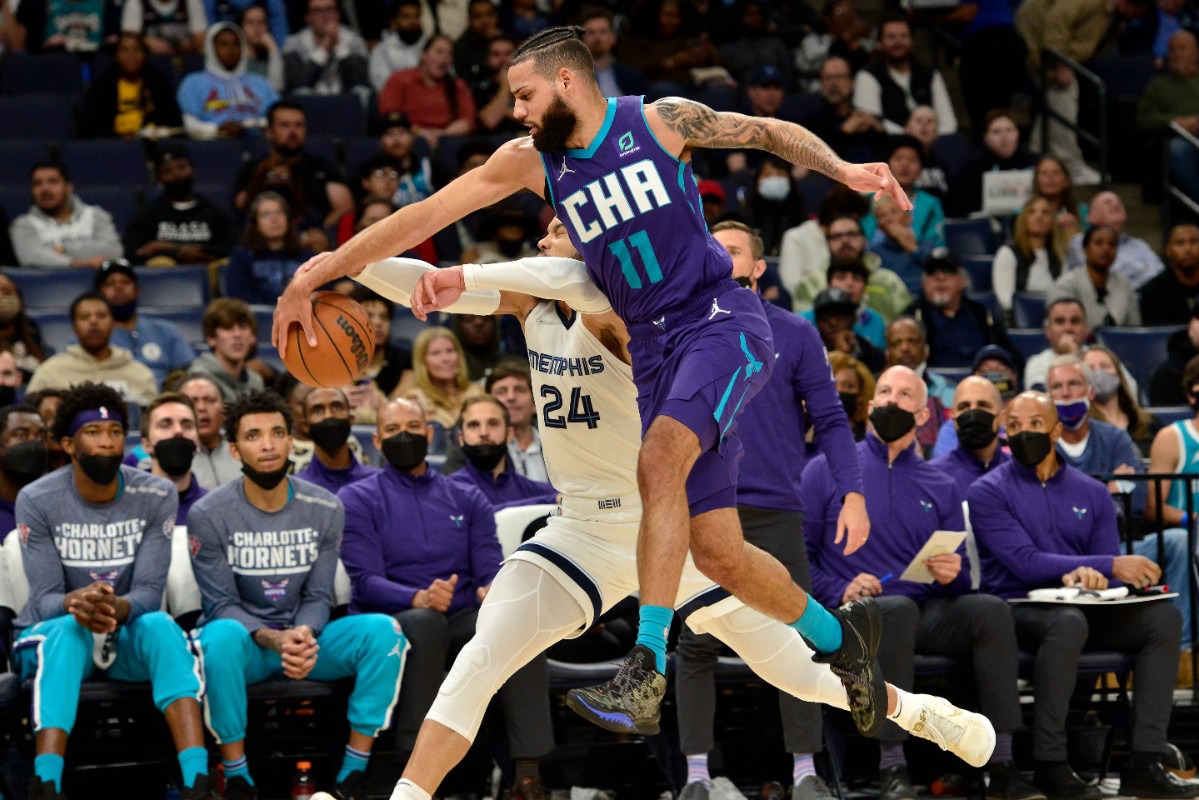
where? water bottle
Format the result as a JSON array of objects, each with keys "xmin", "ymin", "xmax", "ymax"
[{"xmin": 291, "ymin": 761, "xmax": 315, "ymax": 799}]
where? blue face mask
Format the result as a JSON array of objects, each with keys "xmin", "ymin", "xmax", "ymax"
[{"xmin": 1055, "ymin": 398, "xmax": 1090, "ymax": 431}]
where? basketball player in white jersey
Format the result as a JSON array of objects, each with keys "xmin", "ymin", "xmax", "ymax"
[{"xmin": 315, "ymin": 220, "xmax": 995, "ymax": 800}]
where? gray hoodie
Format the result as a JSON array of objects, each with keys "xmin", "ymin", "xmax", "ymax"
[{"xmin": 10, "ymin": 196, "xmax": 123, "ymax": 268}]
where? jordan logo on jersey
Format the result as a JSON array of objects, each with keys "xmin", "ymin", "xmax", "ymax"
[
  {"xmin": 708, "ymin": 299, "xmax": 731, "ymax": 319},
  {"xmin": 560, "ymin": 159, "xmax": 671, "ymax": 244},
  {"xmin": 557, "ymin": 155, "xmax": 575, "ymax": 181}
]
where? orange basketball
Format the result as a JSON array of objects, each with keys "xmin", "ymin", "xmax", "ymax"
[{"xmin": 282, "ymin": 292, "xmax": 377, "ymax": 388}]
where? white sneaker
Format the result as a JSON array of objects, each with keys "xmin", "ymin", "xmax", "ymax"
[
  {"xmin": 1070, "ymin": 164, "xmax": 1103, "ymax": 186},
  {"xmin": 908, "ymin": 693, "xmax": 996, "ymax": 768}
]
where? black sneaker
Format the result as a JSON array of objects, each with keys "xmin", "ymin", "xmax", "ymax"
[
  {"xmin": 811, "ymin": 597, "xmax": 886, "ymax": 737},
  {"xmin": 224, "ymin": 775, "xmax": 259, "ymax": 800},
  {"xmin": 1033, "ymin": 762, "xmax": 1102, "ymax": 800},
  {"xmin": 988, "ymin": 762, "xmax": 1047, "ymax": 800},
  {"xmin": 508, "ymin": 776, "xmax": 546, "ymax": 800},
  {"xmin": 325, "ymin": 770, "xmax": 370, "ymax": 800},
  {"xmin": 28, "ymin": 777, "xmax": 64, "ymax": 800},
  {"xmin": 565, "ymin": 645, "xmax": 666, "ymax": 734},
  {"xmin": 181, "ymin": 774, "xmax": 221, "ymax": 800},
  {"xmin": 1120, "ymin": 760, "xmax": 1199, "ymax": 799},
  {"xmin": 880, "ymin": 766, "xmax": 917, "ymax": 800}
]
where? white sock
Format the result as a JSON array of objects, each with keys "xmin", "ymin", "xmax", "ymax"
[
  {"xmin": 886, "ymin": 688, "xmax": 922, "ymax": 731},
  {"xmin": 389, "ymin": 779, "xmax": 432, "ymax": 800}
]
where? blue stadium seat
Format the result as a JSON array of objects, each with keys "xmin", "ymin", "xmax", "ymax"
[
  {"xmin": 134, "ymin": 266, "xmax": 209, "ymax": 312},
  {"xmin": 0, "ymin": 141, "xmax": 53, "ymax": 186},
  {"xmin": 971, "ymin": 291, "xmax": 1003, "ymax": 321},
  {"xmin": 76, "ymin": 186, "xmax": 143, "ymax": 232},
  {"xmin": 6, "ymin": 269, "xmax": 93, "ymax": 311},
  {"xmin": 930, "ymin": 133, "xmax": 974, "ymax": 180},
  {"xmin": 254, "ymin": 343, "xmax": 283, "ymax": 374},
  {"xmin": 249, "ymin": 304, "xmax": 275, "ymax": 343},
  {"xmin": 1012, "ymin": 293, "xmax": 1047, "ymax": 329},
  {"xmin": 152, "ymin": 308, "xmax": 205, "ymax": 345},
  {"xmin": 1007, "ymin": 328, "xmax": 1049, "ymax": 362},
  {"xmin": 28, "ymin": 311, "xmax": 74, "ymax": 354},
  {"xmin": 290, "ymin": 94, "xmax": 365, "ymax": 138},
  {"xmin": 60, "ymin": 140, "xmax": 151, "ymax": 190},
  {"xmin": 0, "ymin": 53, "xmax": 84, "ymax": 96},
  {"xmin": 391, "ymin": 307, "xmax": 426, "ymax": 349},
  {"xmin": 1095, "ymin": 326, "xmax": 1184, "ymax": 393},
  {"xmin": 0, "ymin": 94, "xmax": 73, "ymax": 141},
  {"xmin": 183, "ymin": 139, "xmax": 246, "ymax": 193},
  {"xmin": 1146, "ymin": 406, "xmax": 1193, "ymax": 426},
  {"xmin": 944, "ymin": 217, "xmax": 996, "ymax": 256},
  {"xmin": 345, "ymin": 136, "xmax": 381, "ymax": 174},
  {"xmin": 0, "ymin": 187, "xmax": 28, "ymax": 223},
  {"xmin": 963, "ymin": 255, "xmax": 993, "ymax": 294}
]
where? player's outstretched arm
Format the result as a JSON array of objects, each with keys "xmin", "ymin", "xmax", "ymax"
[
  {"xmin": 357, "ymin": 257, "xmax": 536, "ymax": 320},
  {"xmin": 646, "ymin": 96, "xmax": 912, "ymax": 210},
  {"xmin": 410, "ymin": 257, "xmax": 612, "ymax": 319}
]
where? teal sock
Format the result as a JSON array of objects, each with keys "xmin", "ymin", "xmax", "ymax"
[
  {"xmin": 790, "ymin": 598, "xmax": 843, "ymax": 654},
  {"xmin": 336, "ymin": 745, "xmax": 370, "ymax": 784},
  {"xmin": 635, "ymin": 605, "xmax": 673, "ymax": 673},
  {"xmin": 222, "ymin": 756, "xmax": 253, "ymax": 786},
  {"xmin": 178, "ymin": 747, "xmax": 207, "ymax": 789},
  {"xmin": 34, "ymin": 754, "xmax": 64, "ymax": 792}
]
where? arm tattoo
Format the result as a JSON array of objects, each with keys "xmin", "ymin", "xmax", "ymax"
[{"xmin": 655, "ymin": 96, "xmax": 844, "ymax": 178}]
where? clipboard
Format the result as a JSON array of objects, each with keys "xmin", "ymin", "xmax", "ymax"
[{"xmin": 899, "ymin": 531, "xmax": 967, "ymax": 584}]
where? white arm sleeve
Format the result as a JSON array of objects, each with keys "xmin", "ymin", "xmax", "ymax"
[
  {"xmin": 462, "ymin": 257, "xmax": 612, "ymax": 313},
  {"xmin": 356, "ymin": 257, "xmax": 502, "ymax": 315}
]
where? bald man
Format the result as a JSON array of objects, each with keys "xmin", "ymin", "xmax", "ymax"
[
  {"xmin": 930, "ymin": 376, "xmax": 1009, "ymax": 500},
  {"xmin": 802, "ymin": 366, "xmax": 1032, "ymax": 800},
  {"xmin": 968, "ymin": 392, "xmax": 1196, "ymax": 800},
  {"xmin": 1065, "ymin": 191, "xmax": 1164, "ymax": 290}
]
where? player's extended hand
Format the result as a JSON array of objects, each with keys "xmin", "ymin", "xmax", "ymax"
[
  {"xmin": 835, "ymin": 162, "xmax": 912, "ymax": 210},
  {"xmin": 411, "ymin": 266, "xmax": 467, "ymax": 321},
  {"xmin": 273, "ymin": 280, "xmax": 319, "ymax": 357},
  {"xmin": 835, "ymin": 492, "xmax": 870, "ymax": 555},
  {"xmin": 1062, "ymin": 565, "xmax": 1108, "ymax": 590},
  {"xmin": 925, "ymin": 553, "xmax": 961, "ymax": 585},
  {"xmin": 280, "ymin": 626, "xmax": 319, "ymax": 680}
]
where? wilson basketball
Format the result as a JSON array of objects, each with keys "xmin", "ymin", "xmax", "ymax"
[{"xmin": 282, "ymin": 292, "xmax": 376, "ymax": 388}]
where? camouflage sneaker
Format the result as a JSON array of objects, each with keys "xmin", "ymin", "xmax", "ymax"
[
  {"xmin": 811, "ymin": 597, "xmax": 886, "ymax": 737},
  {"xmin": 566, "ymin": 645, "xmax": 666, "ymax": 734}
]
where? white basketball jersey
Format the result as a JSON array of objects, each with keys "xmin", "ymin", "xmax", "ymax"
[{"xmin": 523, "ymin": 301, "xmax": 640, "ymax": 508}]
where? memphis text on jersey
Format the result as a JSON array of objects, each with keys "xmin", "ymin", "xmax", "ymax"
[{"xmin": 527, "ymin": 349, "xmax": 606, "ymax": 377}]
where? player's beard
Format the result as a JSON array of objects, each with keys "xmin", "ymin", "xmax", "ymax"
[{"xmin": 531, "ymin": 93, "xmax": 578, "ymax": 152}]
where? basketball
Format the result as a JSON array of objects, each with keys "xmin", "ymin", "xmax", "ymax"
[{"xmin": 281, "ymin": 292, "xmax": 376, "ymax": 388}]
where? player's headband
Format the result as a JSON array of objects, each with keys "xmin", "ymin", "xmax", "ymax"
[{"xmin": 68, "ymin": 407, "xmax": 120, "ymax": 437}]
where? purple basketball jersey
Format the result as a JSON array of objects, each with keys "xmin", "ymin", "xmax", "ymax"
[{"xmin": 540, "ymin": 96, "xmax": 733, "ymax": 326}]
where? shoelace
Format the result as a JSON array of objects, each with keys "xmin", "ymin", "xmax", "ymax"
[{"xmin": 913, "ymin": 706, "xmax": 965, "ymax": 751}]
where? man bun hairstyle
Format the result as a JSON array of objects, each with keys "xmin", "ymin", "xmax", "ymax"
[{"xmin": 511, "ymin": 26, "xmax": 597, "ymax": 84}]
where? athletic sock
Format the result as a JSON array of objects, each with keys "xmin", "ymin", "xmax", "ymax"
[
  {"xmin": 177, "ymin": 746, "xmax": 208, "ymax": 789},
  {"xmin": 336, "ymin": 745, "xmax": 371, "ymax": 784},
  {"xmin": 685, "ymin": 753, "xmax": 711, "ymax": 787},
  {"xmin": 789, "ymin": 598, "xmax": 843, "ymax": 654},
  {"xmin": 222, "ymin": 755, "xmax": 253, "ymax": 786},
  {"xmin": 34, "ymin": 753, "xmax": 64, "ymax": 793},
  {"xmin": 635, "ymin": 605, "xmax": 673, "ymax": 673},
  {"xmin": 879, "ymin": 742, "xmax": 906, "ymax": 771},
  {"xmin": 887, "ymin": 688, "xmax": 920, "ymax": 731},
  {"xmin": 390, "ymin": 778, "xmax": 432, "ymax": 800},
  {"xmin": 793, "ymin": 753, "xmax": 816, "ymax": 785},
  {"xmin": 990, "ymin": 732, "xmax": 1013, "ymax": 767},
  {"xmin": 514, "ymin": 758, "xmax": 539, "ymax": 784}
]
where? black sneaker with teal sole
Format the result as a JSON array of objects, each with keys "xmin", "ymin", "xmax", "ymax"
[
  {"xmin": 810, "ymin": 597, "xmax": 887, "ymax": 737},
  {"xmin": 565, "ymin": 644, "xmax": 666, "ymax": 734}
]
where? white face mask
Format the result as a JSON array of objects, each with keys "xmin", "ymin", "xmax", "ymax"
[{"xmin": 757, "ymin": 175, "xmax": 791, "ymax": 202}]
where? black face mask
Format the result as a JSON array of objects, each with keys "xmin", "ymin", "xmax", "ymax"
[
  {"xmin": 77, "ymin": 452, "xmax": 123, "ymax": 485},
  {"xmin": 956, "ymin": 408, "xmax": 997, "ymax": 451},
  {"xmin": 154, "ymin": 436, "xmax": 196, "ymax": 478},
  {"xmin": 398, "ymin": 27, "xmax": 423, "ymax": 45},
  {"xmin": 463, "ymin": 443, "xmax": 507, "ymax": 472},
  {"xmin": 109, "ymin": 299, "xmax": 137, "ymax": 323},
  {"xmin": 241, "ymin": 461, "xmax": 290, "ymax": 490},
  {"xmin": 869, "ymin": 404, "xmax": 916, "ymax": 443},
  {"xmin": 162, "ymin": 176, "xmax": 194, "ymax": 202},
  {"xmin": 839, "ymin": 392, "xmax": 858, "ymax": 418},
  {"xmin": 382, "ymin": 431, "xmax": 427, "ymax": 472},
  {"xmin": 0, "ymin": 385, "xmax": 16, "ymax": 408},
  {"xmin": 497, "ymin": 238, "xmax": 524, "ymax": 258},
  {"xmin": 733, "ymin": 276, "xmax": 753, "ymax": 289},
  {"xmin": 1009, "ymin": 431, "xmax": 1053, "ymax": 467},
  {"xmin": 308, "ymin": 417, "xmax": 352, "ymax": 455},
  {"xmin": 1, "ymin": 440, "xmax": 46, "ymax": 488}
]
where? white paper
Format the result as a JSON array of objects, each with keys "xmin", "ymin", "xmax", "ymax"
[
  {"xmin": 898, "ymin": 530, "xmax": 968, "ymax": 584},
  {"xmin": 1013, "ymin": 587, "xmax": 1178, "ymax": 605},
  {"xmin": 982, "ymin": 170, "xmax": 1033, "ymax": 216}
]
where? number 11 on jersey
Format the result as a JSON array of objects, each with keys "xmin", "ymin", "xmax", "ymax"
[{"xmin": 609, "ymin": 230, "xmax": 662, "ymax": 289}]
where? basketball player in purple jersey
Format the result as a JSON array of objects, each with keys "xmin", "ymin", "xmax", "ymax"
[{"xmin": 274, "ymin": 26, "xmax": 910, "ymax": 736}]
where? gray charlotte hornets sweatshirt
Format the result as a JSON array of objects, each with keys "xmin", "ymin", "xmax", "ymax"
[
  {"xmin": 187, "ymin": 476, "xmax": 343, "ymax": 635},
  {"xmin": 16, "ymin": 465, "xmax": 178, "ymax": 629}
]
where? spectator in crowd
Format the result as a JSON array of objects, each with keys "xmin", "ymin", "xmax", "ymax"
[
  {"xmin": 781, "ymin": 188, "xmax": 867, "ymax": 302},
  {"xmin": 27, "ymin": 293, "xmax": 156, "ymax": 406},
  {"xmin": 453, "ymin": 0, "xmax": 501, "ymax": 89},
  {"xmin": 1051, "ymin": 226, "xmax": 1142, "ymax": 328},
  {"xmin": 189, "ymin": 390, "xmax": 404, "ymax": 800},
  {"xmin": 203, "ymin": 0, "xmax": 288, "ymax": 47},
  {"xmin": 10, "ymin": 162, "xmax": 124, "ymax": 269},
  {"xmin": 448, "ymin": 395, "xmax": 556, "ymax": 509},
  {"xmin": 949, "ymin": 109, "xmax": 1039, "ymax": 218},
  {"xmin": 350, "ymin": 286, "xmax": 412, "ymax": 399},
  {"xmin": 1026, "ymin": 298, "xmax": 1089, "ymax": 391},
  {"xmin": 1085, "ymin": 346, "xmax": 1161, "ymax": 459},
  {"xmin": 189, "ymin": 298, "xmax": 264, "ymax": 403},
  {"xmin": 741, "ymin": 158, "xmax": 807, "ymax": 258},
  {"xmin": 803, "ymin": 365, "xmax": 1031, "ymax": 800},
  {"xmin": 25, "ymin": 388, "xmax": 66, "ymax": 471},
  {"xmin": 378, "ymin": 35, "xmax": 476, "ymax": 147},
  {"xmin": 500, "ymin": 0, "xmax": 551, "ymax": 41},
  {"xmin": 905, "ymin": 106, "xmax": 950, "ymax": 201},
  {"xmin": 854, "ymin": 14, "xmax": 957, "ymax": 135},
  {"xmin": 295, "ymin": 387, "xmax": 376, "ymax": 492},
  {"xmin": 0, "ymin": 351, "xmax": 23, "ymax": 407},
  {"xmin": 473, "ymin": 35, "xmax": 523, "ymax": 134},
  {"xmin": 80, "ymin": 32, "xmax": 184, "ymax": 138},
  {"xmin": 94, "ymin": 260, "xmax": 196, "ymax": 388},
  {"xmin": 449, "ymin": 314, "xmax": 500, "ymax": 384},
  {"xmin": 800, "ymin": 256, "xmax": 887, "ymax": 349},
  {"xmin": 867, "ymin": 195, "xmax": 936, "ymax": 296},
  {"xmin": 177, "ymin": 22, "xmax": 279, "ymax": 139},
  {"xmin": 124, "ymin": 143, "xmax": 237, "ymax": 266},
  {"xmin": 930, "ymin": 375, "xmax": 1010, "ymax": 501},
  {"xmin": 282, "ymin": 0, "xmax": 368, "ymax": 97},
  {"xmin": 797, "ymin": 56, "xmax": 885, "ymax": 165},
  {"xmin": 179, "ymin": 374, "xmax": 242, "ymax": 489},
  {"xmin": 0, "ymin": 275, "xmax": 48, "ymax": 377},
  {"xmin": 14, "ymin": 383, "xmax": 214, "ymax": 800},
  {"xmin": 485, "ymin": 360, "xmax": 546, "ymax": 483},
  {"xmin": 121, "ymin": 0, "xmax": 206, "ymax": 55},
  {"xmin": 862, "ymin": 136, "xmax": 946, "ymax": 256},
  {"xmin": 1151, "ymin": 312, "xmax": 1199, "ymax": 405},
  {"xmin": 619, "ymin": 0, "xmax": 717, "ymax": 97},
  {"xmin": 1032, "ymin": 155, "xmax": 1088, "ymax": 241},
  {"xmin": 932, "ymin": 344, "xmax": 1022, "ymax": 459},
  {"xmin": 224, "ymin": 192, "xmax": 316, "ymax": 306},
  {"xmin": 793, "ymin": 1, "xmax": 874, "ymax": 93},
  {"xmin": 371, "ymin": 112, "xmax": 434, "ymax": 209},
  {"xmin": 1141, "ymin": 223, "xmax": 1199, "ymax": 325},
  {"xmin": 338, "ymin": 397, "xmax": 554, "ymax": 785},
  {"xmin": 968, "ymin": 390, "xmax": 1199, "ymax": 800},
  {"xmin": 828, "ymin": 351, "xmax": 874, "ymax": 441},
  {"xmin": 812, "ymin": 288, "xmax": 886, "ymax": 374},
  {"xmin": 946, "ymin": 0, "xmax": 1027, "ymax": 138},
  {"xmin": 1146, "ymin": 354, "xmax": 1199, "ymax": 577},
  {"xmin": 140, "ymin": 391, "xmax": 205, "ymax": 524},
  {"xmin": 396, "ymin": 326, "xmax": 483, "ymax": 432},
  {"xmin": 885, "ymin": 316, "xmax": 951, "ymax": 455},
  {"xmin": 1137, "ymin": 30, "xmax": 1199, "ymax": 204},
  {"xmin": 0, "ymin": 402, "xmax": 47, "ymax": 537},
  {"xmin": 909, "ymin": 250, "xmax": 1018, "ymax": 369},
  {"xmin": 580, "ymin": 6, "xmax": 645, "ymax": 98},
  {"xmin": 993, "ymin": 197, "xmax": 1067, "ymax": 315},
  {"xmin": 462, "ymin": 204, "xmax": 539, "ymax": 264},
  {"xmin": 10, "ymin": 0, "xmax": 109, "ymax": 51},
  {"xmin": 1066, "ymin": 191, "xmax": 1165, "ymax": 290},
  {"xmin": 235, "ymin": 101, "xmax": 353, "ymax": 235},
  {"xmin": 369, "ymin": 0, "xmax": 427, "ymax": 91},
  {"xmin": 238, "ymin": 5, "xmax": 283, "ymax": 91},
  {"xmin": 717, "ymin": 0, "xmax": 792, "ymax": 87}
]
